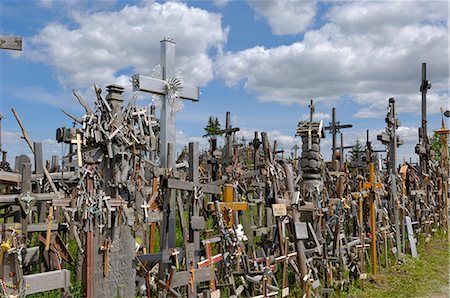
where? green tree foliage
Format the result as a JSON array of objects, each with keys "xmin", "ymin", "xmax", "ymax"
[
  {"xmin": 349, "ymin": 138, "xmax": 364, "ymax": 162},
  {"xmin": 430, "ymin": 132, "xmax": 443, "ymax": 162},
  {"xmin": 203, "ymin": 116, "xmax": 221, "ymax": 138}
]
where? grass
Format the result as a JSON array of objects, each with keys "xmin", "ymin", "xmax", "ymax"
[{"xmin": 341, "ymin": 230, "xmax": 449, "ymax": 298}]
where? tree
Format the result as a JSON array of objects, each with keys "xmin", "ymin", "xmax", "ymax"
[
  {"xmin": 349, "ymin": 138, "xmax": 364, "ymax": 162},
  {"xmin": 203, "ymin": 116, "xmax": 221, "ymax": 138},
  {"xmin": 430, "ymin": 132, "xmax": 443, "ymax": 162}
]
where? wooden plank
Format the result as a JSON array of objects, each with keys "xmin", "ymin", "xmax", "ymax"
[
  {"xmin": 405, "ymin": 216, "xmax": 418, "ymax": 258},
  {"xmin": 34, "ymin": 142, "xmax": 44, "ymax": 175},
  {"xmin": 298, "ymin": 202, "xmax": 314, "ymax": 212},
  {"xmin": 27, "ymin": 223, "xmax": 59, "ymax": 233},
  {"xmin": 167, "ymin": 179, "xmax": 220, "ymax": 195},
  {"xmin": 24, "ymin": 269, "xmax": 70, "ymax": 294},
  {"xmin": 0, "ymin": 193, "xmax": 58, "ymax": 204},
  {"xmin": 207, "ymin": 202, "xmax": 248, "ymax": 211},
  {"xmin": 0, "ymin": 36, "xmax": 22, "ymax": 51},
  {"xmin": 0, "ymin": 172, "xmax": 21, "ymax": 184}
]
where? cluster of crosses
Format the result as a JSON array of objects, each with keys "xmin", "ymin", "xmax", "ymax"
[{"xmin": 0, "ymin": 36, "xmax": 448, "ymax": 298}]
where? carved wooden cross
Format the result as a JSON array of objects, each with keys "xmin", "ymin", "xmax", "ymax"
[{"xmin": 132, "ymin": 37, "xmax": 200, "ymax": 168}]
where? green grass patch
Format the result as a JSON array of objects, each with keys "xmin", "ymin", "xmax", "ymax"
[{"xmin": 341, "ymin": 230, "xmax": 449, "ymax": 298}]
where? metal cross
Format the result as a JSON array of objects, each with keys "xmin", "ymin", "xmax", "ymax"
[
  {"xmin": 324, "ymin": 107, "xmax": 353, "ymax": 170},
  {"xmin": 132, "ymin": 37, "xmax": 200, "ymax": 168},
  {"xmin": 218, "ymin": 111, "xmax": 240, "ymax": 163}
]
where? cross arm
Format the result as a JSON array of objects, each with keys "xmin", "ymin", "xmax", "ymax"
[
  {"xmin": 167, "ymin": 178, "xmax": 220, "ymax": 195},
  {"xmin": 132, "ymin": 74, "xmax": 200, "ymax": 101},
  {"xmin": 324, "ymin": 124, "xmax": 353, "ymax": 131},
  {"xmin": 218, "ymin": 127, "xmax": 240, "ymax": 135}
]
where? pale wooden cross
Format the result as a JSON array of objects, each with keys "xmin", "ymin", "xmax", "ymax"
[
  {"xmin": 140, "ymin": 201, "xmax": 151, "ymax": 219},
  {"xmin": 70, "ymin": 133, "xmax": 83, "ymax": 167},
  {"xmin": 132, "ymin": 37, "xmax": 200, "ymax": 168}
]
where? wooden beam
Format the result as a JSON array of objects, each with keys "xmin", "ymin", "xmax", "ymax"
[
  {"xmin": 0, "ymin": 36, "xmax": 22, "ymax": 51},
  {"xmin": 207, "ymin": 202, "xmax": 248, "ymax": 211},
  {"xmin": 24, "ymin": 269, "xmax": 70, "ymax": 294}
]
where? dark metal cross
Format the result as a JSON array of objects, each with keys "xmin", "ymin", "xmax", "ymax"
[
  {"xmin": 324, "ymin": 107, "xmax": 353, "ymax": 170},
  {"xmin": 218, "ymin": 111, "xmax": 240, "ymax": 163}
]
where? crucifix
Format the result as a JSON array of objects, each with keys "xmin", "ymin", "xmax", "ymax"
[
  {"xmin": 132, "ymin": 37, "xmax": 200, "ymax": 168},
  {"xmin": 219, "ymin": 111, "xmax": 240, "ymax": 164},
  {"xmin": 251, "ymin": 131, "xmax": 261, "ymax": 170},
  {"xmin": 324, "ymin": 107, "xmax": 353, "ymax": 170}
]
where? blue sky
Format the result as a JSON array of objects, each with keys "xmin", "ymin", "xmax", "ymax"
[{"xmin": 0, "ymin": 0, "xmax": 449, "ymax": 166}]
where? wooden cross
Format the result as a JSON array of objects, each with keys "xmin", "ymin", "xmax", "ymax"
[
  {"xmin": 324, "ymin": 107, "xmax": 353, "ymax": 170},
  {"xmin": 166, "ymin": 143, "xmax": 220, "ymax": 245},
  {"xmin": 132, "ymin": 37, "xmax": 199, "ymax": 168},
  {"xmin": 171, "ymin": 248, "xmax": 180, "ymax": 269},
  {"xmin": 218, "ymin": 111, "xmax": 240, "ymax": 163},
  {"xmin": 157, "ymin": 266, "xmax": 181, "ymax": 297},
  {"xmin": 44, "ymin": 206, "xmax": 54, "ymax": 251},
  {"xmin": 100, "ymin": 238, "xmax": 111, "ymax": 277},
  {"xmin": 361, "ymin": 158, "xmax": 382, "ymax": 275},
  {"xmin": 70, "ymin": 132, "xmax": 83, "ymax": 167},
  {"xmin": 140, "ymin": 201, "xmax": 151, "ymax": 219},
  {"xmin": 207, "ymin": 183, "xmax": 248, "ymax": 227},
  {"xmin": 198, "ymin": 240, "xmax": 222, "ymax": 294}
]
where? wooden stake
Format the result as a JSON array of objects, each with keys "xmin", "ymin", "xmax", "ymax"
[{"xmin": 45, "ymin": 206, "xmax": 54, "ymax": 251}]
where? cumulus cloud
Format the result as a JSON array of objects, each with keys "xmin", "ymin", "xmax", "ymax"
[
  {"xmin": 27, "ymin": 2, "xmax": 228, "ymax": 91},
  {"xmin": 247, "ymin": 0, "xmax": 317, "ymax": 35},
  {"xmin": 397, "ymin": 126, "xmax": 419, "ymax": 145},
  {"xmin": 216, "ymin": 1, "xmax": 448, "ymax": 115}
]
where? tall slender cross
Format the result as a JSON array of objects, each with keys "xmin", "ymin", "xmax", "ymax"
[
  {"xmin": 416, "ymin": 62, "xmax": 431, "ymax": 174},
  {"xmin": 132, "ymin": 37, "xmax": 200, "ymax": 168},
  {"xmin": 218, "ymin": 111, "xmax": 240, "ymax": 162},
  {"xmin": 324, "ymin": 107, "xmax": 353, "ymax": 170}
]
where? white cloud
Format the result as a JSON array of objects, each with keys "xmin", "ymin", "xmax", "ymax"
[
  {"xmin": 299, "ymin": 112, "xmax": 330, "ymax": 122},
  {"xmin": 397, "ymin": 126, "xmax": 419, "ymax": 145},
  {"xmin": 216, "ymin": 1, "xmax": 448, "ymax": 115},
  {"xmin": 353, "ymin": 92, "xmax": 449, "ymax": 118},
  {"xmin": 27, "ymin": 2, "xmax": 228, "ymax": 91},
  {"xmin": 2, "ymin": 130, "xmax": 62, "ymax": 166},
  {"xmin": 247, "ymin": 0, "xmax": 317, "ymax": 35},
  {"xmin": 39, "ymin": 0, "xmax": 53, "ymax": 9}
]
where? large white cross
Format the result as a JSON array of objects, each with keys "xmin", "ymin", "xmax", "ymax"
[{"xmin": 132, "ymin": 37, "xmax": 199, "ymax": 168}]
